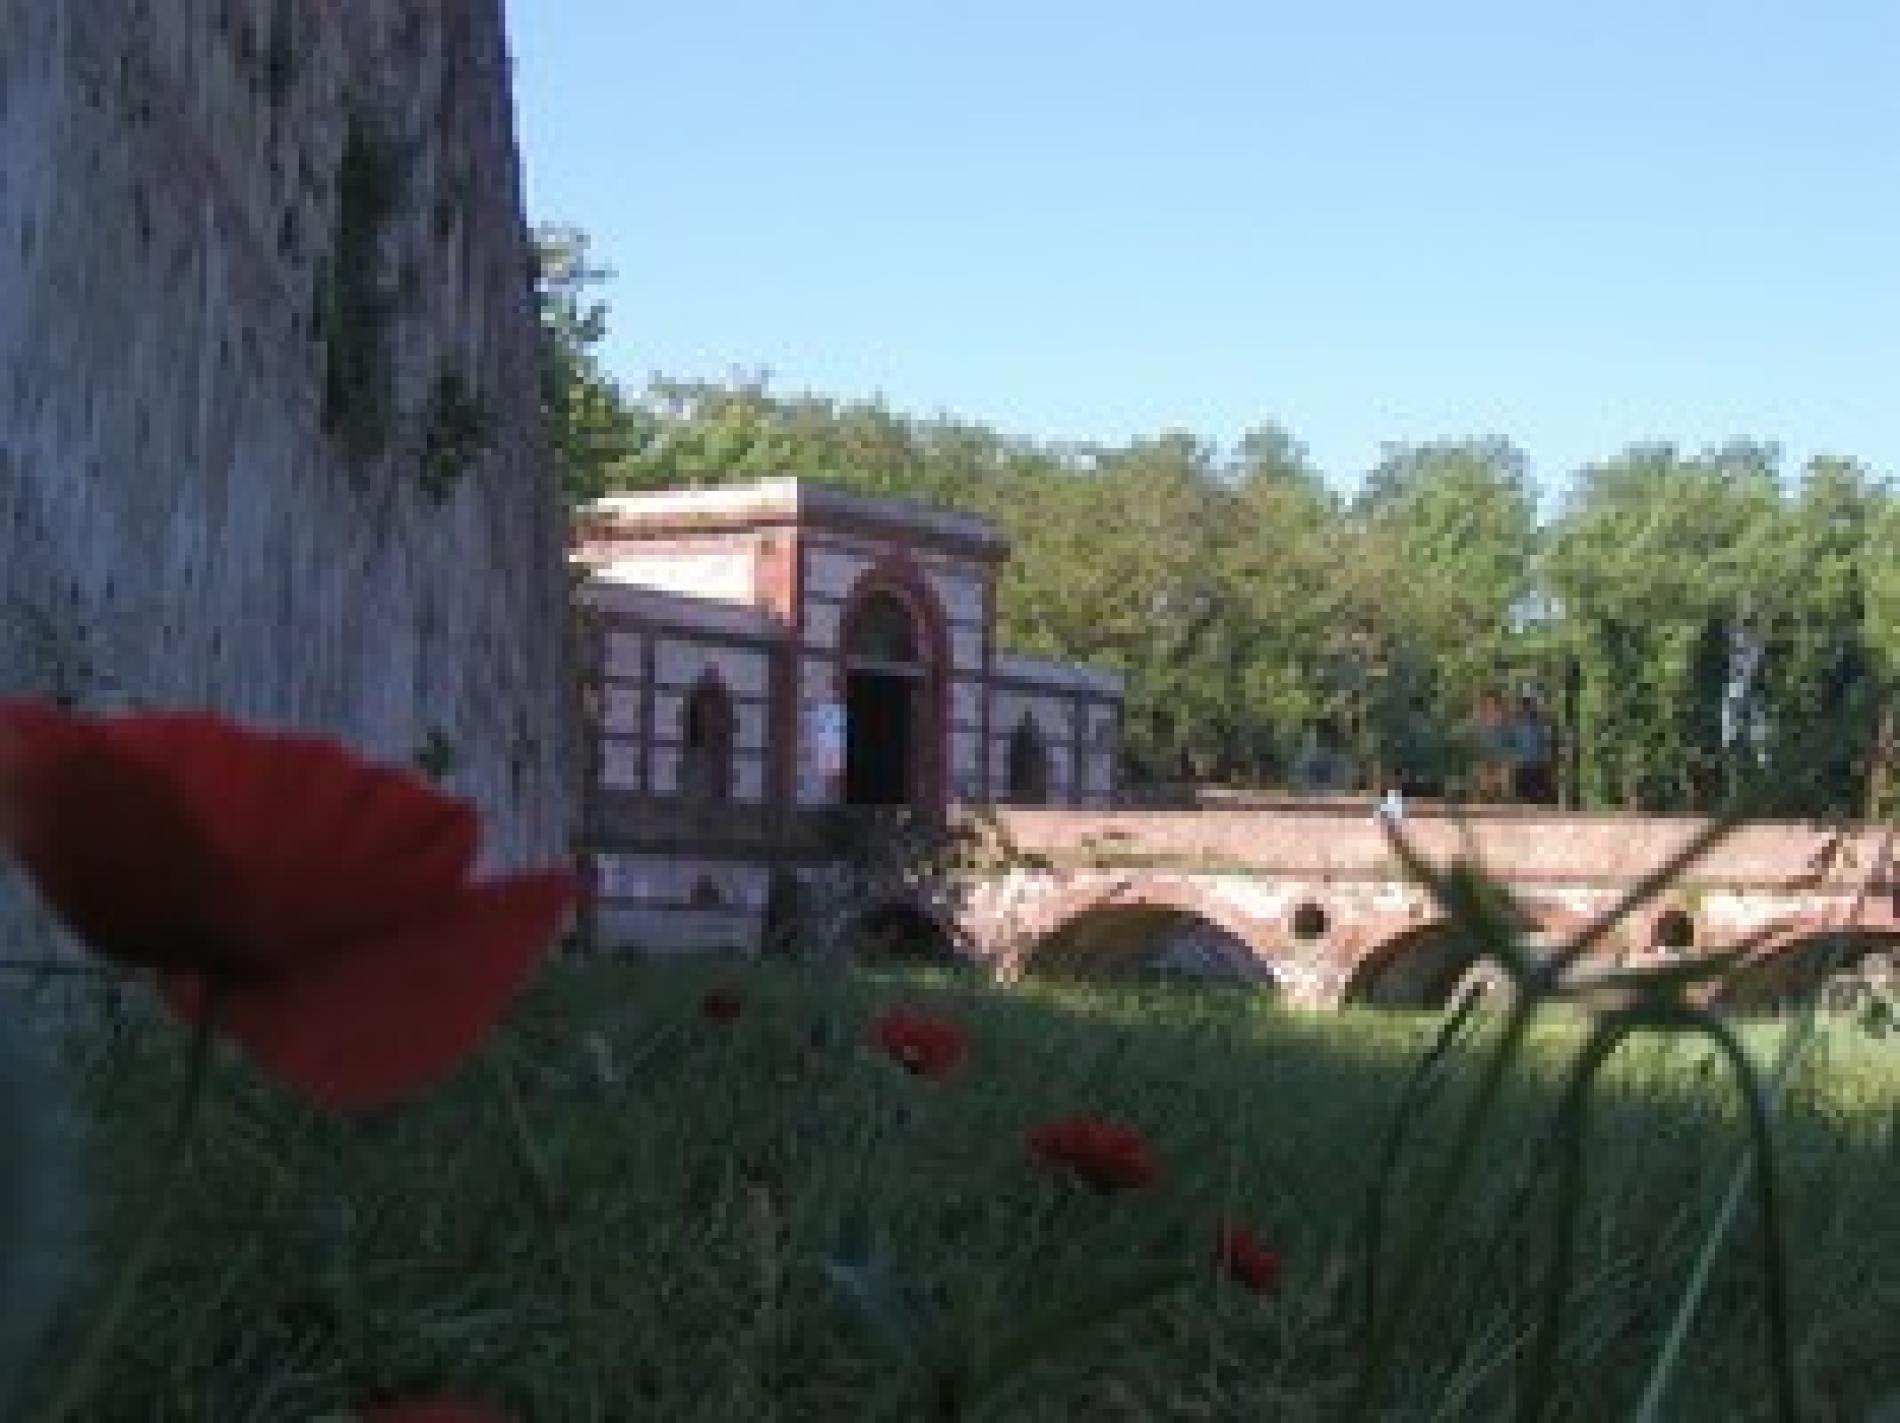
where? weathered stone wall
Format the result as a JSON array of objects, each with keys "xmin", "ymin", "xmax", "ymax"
[{"xmin": 0, "ymin": 0, "xmax": 574, "ymax": 871}]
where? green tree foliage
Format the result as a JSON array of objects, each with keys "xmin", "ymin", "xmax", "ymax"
[
  {"xmin": 540, "ymin": 226, "xmax": 1897, "ymax": 815},
  {"xmin": 1346, "ymin": 439, "xmax": 1542, "ymax": 790},
  {"xmin": 1547, "ymin": 443, "xmax": 1893, "ymax": 815},
  {"xmin": 1864, "ymin": 495, "xmax": 1900, "ymax": 815},
  {"xmin": 533, "ymin": 225, "xmax": 648, "ymax": 505},
  {"xmin": 1548, "ymin": 443, "xmax": 1783, "ymax": 809},
  {"xmin": 1752, "ymin": 457, "xmax": 1885, "ymax": 813},
  {"xmin": 1216, "ymin": 429, "xmax": 1345, "ymax": 780}
]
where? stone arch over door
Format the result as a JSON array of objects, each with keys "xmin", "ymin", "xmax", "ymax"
[{"xmin": 837, "ymin": 557, "xmax": 950, "ymax": 817}]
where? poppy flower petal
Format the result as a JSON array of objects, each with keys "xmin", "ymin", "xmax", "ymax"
[
  {"xmin": 1027, "ymin": 1116, "xmax": 1159, "ymax": 1191},
  {"xmin": 104, "ymin": 715, "xmax": 479, "ymax": 955},
  {"xmin": 870, "ymin": 1009, "xmax": 967, "ymax": 1078},
  {"xmin": 163, "ymin": 869, "xmax": 573, "ymax": 1111},
  {"xmin": 1216, "ymin": 1224, "xmax": 1283, "ymax": 1294},
  {"xmin": 0, "ymin": 701, "xmax": 232, "ymax": 965}
]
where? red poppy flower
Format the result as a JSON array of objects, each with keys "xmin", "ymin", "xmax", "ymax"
[
  {"xmin": 870, "ymin": 1008, "xmax": 967, "ymax": 1078},
  {"xmin": 1215, "ymin": 1223, "xmax": 1282, "ymax": 1294},
  {"xmin": 702, "ymin": 986, "xmax": 744, "ymax": 1022},
  {"xmin": 0, "ymin": 701, "xmax": 573, "ymax": 1112},
  {"xmin": 1026, "ymin": 1116, "xmax": 1158, "ymax": 1191},
  {"xmin": 358, "ymin": 1400, "xmax": 509, "ymax": 1423}
]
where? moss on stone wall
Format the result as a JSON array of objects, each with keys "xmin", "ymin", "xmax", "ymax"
[
  {"xmin": 0, "ymin": 0, "xmax": 576, "ymax": 871},
  {"xmin": 419, "ymin": 371, "xmax": 494, "ymax": 503},
  {"xmin": 318, "ymin": 112, "xmax": 401, "ymax": 465}
]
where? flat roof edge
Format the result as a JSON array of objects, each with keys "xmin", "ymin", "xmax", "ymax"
[{"xmin": 577, "ymin": 478, "xmax": 1009, "ymax": 559}]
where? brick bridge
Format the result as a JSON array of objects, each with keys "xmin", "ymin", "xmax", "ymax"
[{"xmin": 891, "ymin": 805, "xmax": 1900, "ymax": 1009}]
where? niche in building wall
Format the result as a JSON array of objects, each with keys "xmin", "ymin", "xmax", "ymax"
[
  {"xmin": 1007, "ymin": 712, "xmax": 1050, "ymax": 805},
  {"xmin": 679, "ymin": 673, "xmax": 734, "ymax": 803}
]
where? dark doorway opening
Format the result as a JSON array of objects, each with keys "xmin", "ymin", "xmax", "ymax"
[
  {"xmin": 680, "ymin": 676, "xmax": 734, "ymax": 803},
  {"xmin": 1007, "ymin": 714, "xmax": 1049, "ymax": 804},
  {"xmin": 841, "ymin": 585, "xmax": 937, "ymax": 813},
  {"xmin": 846, "ymin": 669, "xmax": 916, "ymax": 806}
]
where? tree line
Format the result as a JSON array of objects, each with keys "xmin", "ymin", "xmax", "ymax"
[{"xmin": 538, "ymin": 227, "xmax": 1900, "ymax": 819}]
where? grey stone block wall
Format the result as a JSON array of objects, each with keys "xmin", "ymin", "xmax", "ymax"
[{"xmin": 0, "ymin": 0, "xmax": 575, "ymax": 872}]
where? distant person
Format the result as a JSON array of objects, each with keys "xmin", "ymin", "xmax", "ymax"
[{"xmin": 1377, "ymin": 785, "xmax": 1405, "ymax": 822}]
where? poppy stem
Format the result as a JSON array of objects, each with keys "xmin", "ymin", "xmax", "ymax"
[
  {"xmin": 488, "ymin": 1050, "xmax": 600, "ymax": 1412},
  {"xmin": 489, "ymin": 1050, "xmax": 559, "ymax": 1226},
  {"xmin": 39, "ymin": 996, "xmax": 219, "ymax": 1421}
]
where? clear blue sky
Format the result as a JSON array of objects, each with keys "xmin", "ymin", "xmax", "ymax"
[{"xmin": 506, "ymin": 1, "xmax": 1898, "ymax": 497}]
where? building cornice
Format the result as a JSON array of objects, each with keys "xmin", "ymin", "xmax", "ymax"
[{"xmin": 573, "ymin": 478, "xmax": 1010, "ymax": 563}]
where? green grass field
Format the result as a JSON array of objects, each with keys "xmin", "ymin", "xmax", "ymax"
[{"xmin": 18, "ymin": 957, "xmax": 1900, "ymax": 1420}]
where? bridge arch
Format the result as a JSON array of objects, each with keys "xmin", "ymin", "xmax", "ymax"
[
  {"xmin": 1012, "ymin": 882, "xmax": 1286, "ymax": 989},
  {"xmin": 1717, "ymin": 925, "xmax": 1900, "ymax": 1014},
  {"xmin": 1344, "ymin": 920, "xmax": 1487, "ymax": 1008},
  {"xmin": 1343, "ymin": 901, "xmax": 1593, "ymax": 1009}
]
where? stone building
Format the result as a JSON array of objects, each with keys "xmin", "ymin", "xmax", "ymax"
[{"xmin": 570, "ymin": 479, "xmax": 1122, "ymax": 953}]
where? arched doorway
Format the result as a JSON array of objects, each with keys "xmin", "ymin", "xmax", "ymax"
[{"xmin": 840, "ymin": 583, "xmax": 941, "ymax": 811}]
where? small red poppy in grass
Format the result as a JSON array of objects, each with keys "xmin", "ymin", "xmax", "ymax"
[
  {"xmin": 1215, "ymin": 1222, "xmax": 1282, "ymax": 1295},
  {"xmin": 1026, "ymin": 1116, "xmax": 1159, "ymax": 1192},
  {"xmin": 0, "ymin": 700, "xmax": 573, "ymax": 1112},
  {"xmin": 702, "ymin": 985, "xmax": 744, "ymax": 1022},
  {"xmin": 870, "ymin": 1007, "xmax": 967, "ymax": 1078},
  {"xmin": 358, "ymin": 1400, "xmax": 510, "ymax": 1423}
]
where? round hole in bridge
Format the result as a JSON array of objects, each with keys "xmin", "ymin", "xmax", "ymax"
[
  {"xmin": 689, "ymin": 875, "xmax": 723, "ymax": 910},
  {"xmin": 1291, "ymin": 901, "xmax": 1330, "ymax": 942},
  {"xmin": 1652, "ymin": 908, "xmax": 1695, "ymax": 952}
]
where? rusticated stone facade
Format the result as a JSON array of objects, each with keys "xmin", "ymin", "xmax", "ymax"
[{"xmin": 0, "ymin": 0, "xmax": 574, "ymax": 872}]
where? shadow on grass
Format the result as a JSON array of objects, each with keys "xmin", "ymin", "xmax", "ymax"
[{"xmin": 16, "ymin": 955, "xmax": 1900, "ymax": 1421}]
